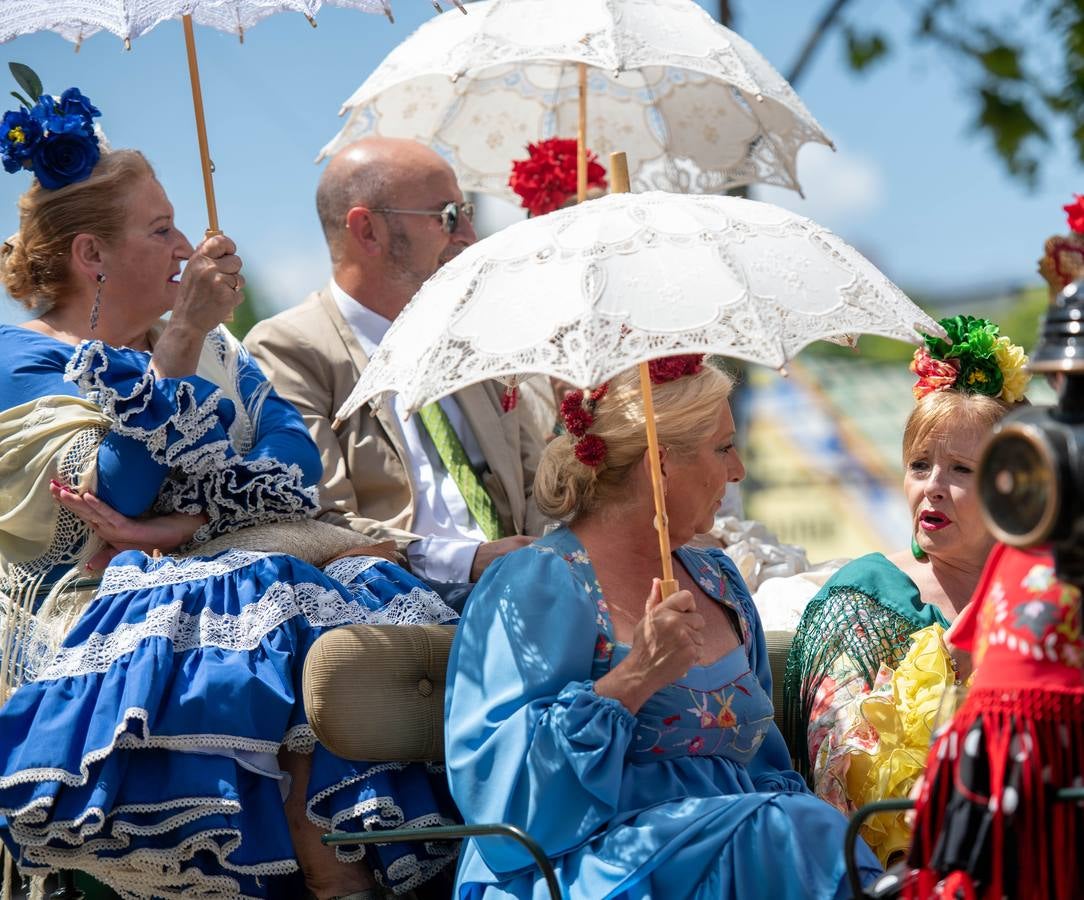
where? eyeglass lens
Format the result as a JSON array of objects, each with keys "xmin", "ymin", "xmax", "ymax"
[{"xmin": 441, "ymin": 202, "xmax": 474, "ymax": 234}]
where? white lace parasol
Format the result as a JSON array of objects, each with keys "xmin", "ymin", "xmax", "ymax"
[
  {"xmin": 318, "ymin": 0, "xmax": 833, "ymax": 199},
  {"xmin": 0, "ymin": 0, "xmax": 400, "ymax": 43},
  {"xmin": 336, "ymin": 190, "xmax": 944, "ymax": 421},
  {"xmin": 0, "ymin": 0, "xmax": 413, "ymax": 232}
]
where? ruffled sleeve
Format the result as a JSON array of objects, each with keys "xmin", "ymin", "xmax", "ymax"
[
  {"xmin": 709, "ymin": 549, "xmax": 808, "ymax": 794},
  {"xmin": 445, "ymin": 544, "xmax": 637, "ymax": 875},
  {"xmin": 65, "ymin": 338, "xmax": 318, "ymax": 541},
  {"xmin": 825, "ymin": 624, "xmax": 954, "ymax": 864},
  {"xmin": 229, "ymin": 339, "xmax": 322, "ymax": 486}
]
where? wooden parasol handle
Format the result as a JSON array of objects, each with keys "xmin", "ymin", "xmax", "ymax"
[
  {"xmin": 609, "ymin": 151, "xmax": 678, "ymax": 596},
  {"xmin": 182, "ymin": 14, "xmax": 236, "ymax": 323},
  {"xmin": 182, "ymin": 14, "xmax": 220, "ymax": 238}
]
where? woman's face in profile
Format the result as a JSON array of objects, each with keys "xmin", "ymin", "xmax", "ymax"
[
  {"xmin": 98, "ymin": 175, "xmax": 194, "ymax": 321},
  {"xmin": 904, "ymin": 420, "xmax": 992, "ymax": 567},
  {"xmin": 663, "ymin": 400, "xmax": 745, "ymax": 541}
]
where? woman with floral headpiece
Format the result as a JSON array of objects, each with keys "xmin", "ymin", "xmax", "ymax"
[
  {"xmin": 782, "ymin": 316, "xmax": 1031, "ymax": 866},
  {"xmin": 444, "ymin": 357, "xmax": 883, "ymax": 900},
  {"xmin": 1039, "ymin": 193, "xmax": 1084, "ymax": 300},
  {"xmin": 0, "ymin": 81, "xmax": 458, "ymax": 899}
]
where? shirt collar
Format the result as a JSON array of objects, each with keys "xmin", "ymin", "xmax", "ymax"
[{"xmin": 329, "ymin": 278, "xmax": 393, "ymax": 357}]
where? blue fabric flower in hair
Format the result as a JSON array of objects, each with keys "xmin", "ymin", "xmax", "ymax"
[
  {"xmin": 2, "ymin": 65, "xmax": 103, "ymax": 189},
  {"xmin": 57, "ymin": 87, "xmax": 101, "ymax": 123},
  {"xmin": 0, "ymin": 108, "xmax": 42, "ymax": 173},
  {"xmin": 31, "ymin": 130, "xmax": 100, "ymax": 190}
]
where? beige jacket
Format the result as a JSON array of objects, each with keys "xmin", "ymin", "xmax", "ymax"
[{"xmin": 244, "ymin": 285, "xmax": 546, "ymax": 548}]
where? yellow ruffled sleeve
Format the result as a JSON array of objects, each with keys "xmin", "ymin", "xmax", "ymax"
[{"xmin": 831, "ymin": 625, "xmax": 955, "ymax": 864}]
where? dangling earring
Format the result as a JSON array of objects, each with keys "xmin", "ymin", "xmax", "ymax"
[
  {"xmin": 911, "ymin": 534, "xmax": 928, "ymax": 561},
  {"xmin": 89, "ymin": 272, "xmax": 105, "ymax": 331}
]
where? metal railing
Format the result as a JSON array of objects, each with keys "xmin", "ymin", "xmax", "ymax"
[
  {"xmin": 323, "ymin": 822, "xmax": 562, "ymax": 900},
  {"xmin": 846, "ymin": 788, "xmax": 1084, "ymax": 899}
]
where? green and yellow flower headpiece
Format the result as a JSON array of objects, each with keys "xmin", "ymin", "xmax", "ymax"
[{"xmin": 910, "ymin": 315, "xmax": 1030, "ymax": 404}]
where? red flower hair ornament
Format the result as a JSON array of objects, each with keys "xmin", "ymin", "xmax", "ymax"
[
  {"xmin": 1064, "ymin": 194, "xmax": 1084, "ymax": 234},
  {"xmin": 574, "ymin": 434, "xmax": 608, "ymax": 467},
  {"xmin": 648, "ymin": 354, "xmax": 704, "ymax": 384},
  {"xmin": 509, "ymin": 138, "xmax": 607, "ymax": 217},
  {"xmin": 909, "ymin": 349, "xmax": 961, "ymax": 399},
  {"xmin": 559, "ymin": 356, "xmax": 706, "ymax": 468},
  {"xmin": 560, "ymin": 384, "xmax": 609, "ymax": 467},
  {"xmin": 1040, "ymin": 194, "xmax": 1084, "ymax": 297}
]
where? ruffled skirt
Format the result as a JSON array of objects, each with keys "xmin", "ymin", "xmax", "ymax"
[{"xmin": 0, "ymin": 548, "xmax": 459, "ymax": 898}]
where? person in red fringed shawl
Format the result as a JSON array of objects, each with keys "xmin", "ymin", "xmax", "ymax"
[{"xmin": 901, "ymin": 543, "xmax": 1083, "ymax": 900}]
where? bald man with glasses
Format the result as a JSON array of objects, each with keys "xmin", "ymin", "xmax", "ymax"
[{"xmin": 246, "ymin": 138, "xmax": 546, "ymax": 587}]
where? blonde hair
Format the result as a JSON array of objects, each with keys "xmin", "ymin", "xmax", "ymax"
[
  {"xmin": 902, "ymin": 390, "xmax": 1012, "ymax": 464},
  {"xmin": 535, "ymin": 362, "xmax": 735, "ymax": 521},
  {"xmin": 1, "ymin": 149, "xmax": 153, "ymax": 312}
]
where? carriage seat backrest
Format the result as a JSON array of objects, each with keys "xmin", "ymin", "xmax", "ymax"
[{"xmin": 303, "ymin": 624, "xmax": 797, "ymax": 763}]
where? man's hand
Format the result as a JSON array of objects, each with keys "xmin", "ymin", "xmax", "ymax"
[
  {"xmin": 51, "ymin": 481, "xmax": 208, "ymax": 570},
  {"xmin": 469, "ymin": 535, "xmax": 533, "ymax": 582}
]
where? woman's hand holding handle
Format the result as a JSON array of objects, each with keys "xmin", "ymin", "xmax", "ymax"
[
  {"xmin": 152, "ymin": 233, "xmax": 245, "ymax": 378},
  {"xmin": 596, "ymin": 579, "xmax": 705, "ymax": 715}
]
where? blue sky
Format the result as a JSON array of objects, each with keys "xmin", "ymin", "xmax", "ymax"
[{"xmin": 1, "ymin": 0, "xmax": 1079, "ymax": 326}]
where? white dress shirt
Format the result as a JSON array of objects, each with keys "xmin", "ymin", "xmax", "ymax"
[{"xmin": 331, "ymin": 281, "xmax": 485, "ymax": 583}]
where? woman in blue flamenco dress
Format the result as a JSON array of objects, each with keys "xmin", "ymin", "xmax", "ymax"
[
  {"xmin": 445, "ymin": 359, "xmax": 883, "ymax": 899},
  {"xmin": 0, "ymin": 142, "xmax": 456, "ymax": 899}
]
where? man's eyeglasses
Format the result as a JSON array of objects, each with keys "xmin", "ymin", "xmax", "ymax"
[{"xmin": 369, "ymin": 201, "xmax": 475, "ymax": 235}]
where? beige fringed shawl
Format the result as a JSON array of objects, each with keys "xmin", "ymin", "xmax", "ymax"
[{"xmin": 0, "ymin": 396, "xmax": 109, "ymax": 701}]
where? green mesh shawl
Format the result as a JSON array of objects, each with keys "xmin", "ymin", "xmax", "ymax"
[{"xmin": 782, "ymin": 553, "xmax": 950, "ymax": 782}]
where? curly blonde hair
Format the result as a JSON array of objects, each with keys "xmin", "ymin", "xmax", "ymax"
[
  {"xmin": 534, "ymin": 363, "xmax": 735, "ymax": 522},
  {"xmin": 1, "ymin": 149, "xmax": 153, "ymax": 312}
]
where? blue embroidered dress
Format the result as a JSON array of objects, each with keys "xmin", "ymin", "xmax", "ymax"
[
  {"xmin": 445, "ymin": 528, "xmax": 882, "ymax": 900},
  {"xmin": 0, "ymin": 325, "xmax": 458, "ymax": 897}
]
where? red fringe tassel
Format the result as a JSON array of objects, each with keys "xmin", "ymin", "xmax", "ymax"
[{"xmin": 907, "ymin": 687, "xmax": 1084, "ymax": 900}]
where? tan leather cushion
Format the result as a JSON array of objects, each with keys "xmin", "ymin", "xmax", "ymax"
[
  {"xmin": 302, "ymin": 624, "xmax": 454, "ymax": 762},
  {"xmin": 303, "ymin": 624, "xmax": 797, "ymax": 763},
  {"xmin": 764, "ymin": 630, "xmax": 795, "ymax": 738}
]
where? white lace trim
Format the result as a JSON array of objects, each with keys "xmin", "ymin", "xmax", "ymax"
[
  {"xmin": 0, "ymin": 708, "xmax": 293, "ymax": 796},
  {"xmin": 16, "ymin": 819, "xmax": 295, "ymax": 900},
  {"xmin": 161, "ymin": 453, "xmax": 319, "ymax": 545},
  {"xmin": 65, "ymin": 340, "xmax": 222, "ymax": 468},
  {"xmin": 97, "ymin": 549, "xmax": 274, "ymax": 596},
  {"xmin": 283, "ymin": 723, "xmax": 316, "ymax": 753},
  {"xmin": 3, "ymin": 711, "xmax": 451, "ymax": 897},
  {"xmin": 64, "ymin": 338, "xmax": 319, "ymax": 544},
  {"xmin": 323, "ymin": 554, "xmax": 387, "ymax": 584},
  {"xmin": 382, "ymin": 833, "xmax": 459, "ymax": 896},
  {"xmin": 306, "ymin": 761, "xmax": 410, "ymax": 829},
  {"xmin": 320, "ymin": 793, "xmax": 459, "ymax": 892},
  {"xmin": 38, "ymin": 580, "xmax": 454, "ymax": 681}
]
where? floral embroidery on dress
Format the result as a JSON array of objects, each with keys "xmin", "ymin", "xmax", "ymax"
[
  {"xmin": 974, "ymin": 560, "xmax": 1083, "ymax": 670},
  {"xmin": 534, "ymin": 533, "xmax": 775, "ymax": 766}
]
